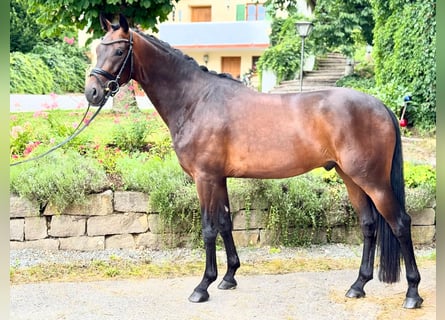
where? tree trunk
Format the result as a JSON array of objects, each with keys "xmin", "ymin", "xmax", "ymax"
[{"xmin": 112, "ymin": 80, "xmax": 140, "ymax": 113}]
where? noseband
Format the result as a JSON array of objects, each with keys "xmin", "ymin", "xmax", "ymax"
[{"xmin": 89, "ymin": 30, "xmax": 134, "ymax": 106}]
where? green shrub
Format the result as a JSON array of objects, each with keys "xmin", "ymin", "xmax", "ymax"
[
  {"xmin": 115, "ymin": 153, "xmax": 201, "ymax": 245},
  {"xmin": 336, "ymin": 74, "xmax": 376, "ymax": 92},
  {"xmin": 9, "ymin": 110, "xmax": 436, "ymax": 248},
  {"xmin": 10, "ymin": 52, "xmax": 53, "ymax": 94},
  {"xmin": 31, "ymin": 41, "xmax": 88, "ymax": 93},
  {"xmin": 404, "ymin": 163, "xmax": 436, "ymax": 212},
  {"xmin": 262, "ymin": 175, "xmax": 352, "ymax": 246},
  {"xmin": 112, "ymin": 113, "xmax": 151, "ymax": 153},
  {"xmin": 10, "ymin": 150, "xmax": 108, "ymax": 212},
  {"xmin": 404, "ymin": 163, "xmax": 436, "ymax": 189}
]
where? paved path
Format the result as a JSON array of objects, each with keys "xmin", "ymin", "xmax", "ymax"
[
  {"xmin": 10, "ymin": 94, "xmax": 154, "ymax": 112},
  {"xmin": 10, "ymin": 266, "xmax": 435, "ymax": 320}
]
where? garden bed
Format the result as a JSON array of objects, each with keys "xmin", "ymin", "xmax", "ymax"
[{"xmin": 10, "ymin": 108, "xmax": 436, "ymax": 249}]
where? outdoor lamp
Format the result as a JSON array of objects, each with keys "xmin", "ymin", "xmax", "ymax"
[
  {"xmin": 296, "ymin": 21, "xmax": 314, "ymax": 38},
  {"xmin": 295, "ymin": 21, "xmax": 314, "ymax": 92}
]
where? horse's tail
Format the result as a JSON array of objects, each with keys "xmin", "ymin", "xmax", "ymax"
[{"xmin": 376, "ymin": 106, "xmax": 404, "ymax": 283}]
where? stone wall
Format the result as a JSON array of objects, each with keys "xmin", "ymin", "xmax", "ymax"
[{"xmin": 9, "ymin": 190, "xmax": 436, "ymax": 251}]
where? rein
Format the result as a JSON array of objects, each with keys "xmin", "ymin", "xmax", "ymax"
[{"xmin": 10, "ymin": 31, "xmax": 134, "ymax": 167}]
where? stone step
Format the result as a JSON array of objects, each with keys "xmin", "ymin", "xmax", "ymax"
[
  {"xmin": 270, "ymin": 86, "xmax": 335, "ymax": 93},
  {"xmin": 303, "ymin": 74, "xmax": 344, "ymax": 81},
  {"xmin": 305, "ymin": 69, "xmax": 345, "ymax": 74},
  {"xmin": 269, "ymin": 52, "xmax": 347, "ymax": 94}
]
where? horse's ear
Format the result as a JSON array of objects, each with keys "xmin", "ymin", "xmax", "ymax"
[
  {"xmin": 119, "ymin": 14, "xmax": 129, "ymax": 33},
  {"xmin": 99, "ymin": 13, "xmax": 111, "ymax": 32}
]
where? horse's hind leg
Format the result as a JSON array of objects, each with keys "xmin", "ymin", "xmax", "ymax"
[
  {"xmin": 336, "ymin": 168, "xmax": 378, "ymax": 299},
  {"xmin": 365, "ymin": 187, "xmax": 423, "ymax": 308},
  {"xmin": 188, "ymin": 176, "xmax": 240, "ymax": 303}
]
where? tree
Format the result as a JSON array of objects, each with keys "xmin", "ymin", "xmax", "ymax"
[
  {"xmin": 27, "ymin": 0, "xmax": 178, "ymax": 42},
  {"xmin": 265, "ymin": 0, "xmax": 316, "ymax": 12},
  {"xmin": 27, "ymin": 0, "xmax": 178, "ymax": 112},
  {"xmin": 371, "ymin": 0, "xmax": 435, "ymax": 131},
  {"xmin": 257, "ymin": 12, "xmax": 313, "ymax": 83},
  {"xmin": 311, "ymin": 0, "xmax": 374, "ymax": 57},
  {"xmin": 10, "ymin": 0, "xmax": 45, "ymax": 52}
]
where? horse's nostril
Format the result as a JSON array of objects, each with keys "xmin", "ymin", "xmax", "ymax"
[{"xmin": 92, "ymin": 87, "xmax": 97, "ymax": 97}]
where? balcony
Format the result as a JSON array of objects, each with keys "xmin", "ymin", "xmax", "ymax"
[{"xmin": 159, "ymin": 20, "xmax": 271, "ymax": 51}]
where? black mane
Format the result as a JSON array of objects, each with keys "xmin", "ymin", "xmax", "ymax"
[{"xmin": 134, "ymin": 29, "xmax": 241, "ymax": 83}]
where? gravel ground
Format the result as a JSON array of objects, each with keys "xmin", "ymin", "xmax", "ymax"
[
  {"xmin": 9, "ymin": 243, "xmax": 435, "ymax": 269},
  {"xmin": 10, "ymin": 244, "xmax": 436, "ymax": 320}
]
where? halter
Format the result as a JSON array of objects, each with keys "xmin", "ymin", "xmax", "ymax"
[{"xmin": 89, "ymin": 30, "xmax": 134, "ymax": 106}]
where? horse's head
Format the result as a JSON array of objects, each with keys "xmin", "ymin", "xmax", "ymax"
[{"xmin": 85, "ymin": 14, "xmax": 133, "ymax": 106}]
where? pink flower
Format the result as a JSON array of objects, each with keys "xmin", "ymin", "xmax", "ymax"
[
  {"xmin": 64, "ymin": 36, "xmax": 75, "ymax": 45},
  {"xmin": 33, "ymin": 110, "xmax": 48, "ymax": 119},
  {"xmin": 23, "ymin": 141, "xmax": 41, "ymax": 156}
]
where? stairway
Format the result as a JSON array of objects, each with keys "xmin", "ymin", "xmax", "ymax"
[{"xmin": 269, "ymin": 53, "xmax": 347, "ymax": 93}]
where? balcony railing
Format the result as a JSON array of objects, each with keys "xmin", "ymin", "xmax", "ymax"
[{"xmin": 159, "ymin": 20, "xmax": 271, "ymax": 49}]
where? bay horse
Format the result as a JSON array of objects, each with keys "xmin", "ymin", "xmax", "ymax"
[{"xmin": 85, "ymin": 14, "xmax": 423, "ymax": 308}]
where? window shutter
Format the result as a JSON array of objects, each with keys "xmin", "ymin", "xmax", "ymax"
[
  {"xmin": 265, "ymin": 5, "xmax": 272, "ymax": 21},
  {"xmin": 236, "ymin": 4, "xmax": 245, "ymax": 21}
]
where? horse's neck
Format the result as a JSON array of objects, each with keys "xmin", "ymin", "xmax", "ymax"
[{"xmin": 132, "ymin": 34, "xmax": 204, "ymax": 129}]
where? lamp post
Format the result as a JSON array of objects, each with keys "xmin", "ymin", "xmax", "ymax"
[{"xmin": 295, "ymin": 21, "xmax": 314, "ymax": 92}]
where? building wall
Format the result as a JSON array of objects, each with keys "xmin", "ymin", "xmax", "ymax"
[{"xmin": 169, "ymin": 0, "xmax": 265, "ymax": 23}]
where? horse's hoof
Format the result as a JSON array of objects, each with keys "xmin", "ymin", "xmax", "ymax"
[
  {"xmin": 403, "ymin": 296, "xmax": 423, "ymax": 309},
  {"xmin": 188, "ymin": 290, "xmax": 209, "ymax": 303},
  {"xmin": 345, "ymin": 287, "xmax": 365, "ymax": 299},
  {"xmin": 218, "ymin": 279, "xmax": 237, "ymax": 290}
]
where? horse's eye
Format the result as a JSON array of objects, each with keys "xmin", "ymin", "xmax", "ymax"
[{"xmin": 116, "ymin": 48, "xmax": 124, "ymax": 56}]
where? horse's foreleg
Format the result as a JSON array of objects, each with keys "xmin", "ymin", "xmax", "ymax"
[
  {"xmin": 218, "ymin": 208, "xmax": 240, "ymax": 290},
  {"xmin": 189, "ymin": 176, "xmax": 238, "ymax": 302},
  {"xmin": 188, "ymin": 207, "xmax": 218, "ymax": 303}
]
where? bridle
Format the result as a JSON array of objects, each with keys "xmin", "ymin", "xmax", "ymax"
[
  {"xmin": 10, "ymin": 31, "xmax": 134, "ymax": 167},
  {"xmin": 89, "ymin": 30, "xmax": 134, "ymax": 106}
]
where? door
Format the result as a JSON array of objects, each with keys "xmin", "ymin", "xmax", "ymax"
[
  {"xmin": 221, "ymin": 57, "xmax": 241, "ymax": 79},
  {"xmin": 191, "ymin": 6, "xmax": 211, "ymax": 22}
]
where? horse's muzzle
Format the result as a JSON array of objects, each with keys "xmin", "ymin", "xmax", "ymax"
[{"xmin": 85, "ymin": 80, "xmax": 105, "ymax": 106}]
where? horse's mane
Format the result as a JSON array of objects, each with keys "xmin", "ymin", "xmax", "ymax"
[{"xmin": 133, "ymin": 29, "xmax": 241, "ymax": 83}]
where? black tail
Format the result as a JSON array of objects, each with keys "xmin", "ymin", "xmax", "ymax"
[{"xmin": 376, "ymin": 107, "xmax": 404, "ymax": 284}]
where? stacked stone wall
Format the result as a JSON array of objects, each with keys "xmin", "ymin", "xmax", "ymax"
[{"xmin": 10, "ymin": 190, "xmax": 436, "ymax": 250}]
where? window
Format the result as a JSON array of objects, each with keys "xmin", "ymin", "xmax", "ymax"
[
  {"xmin": 246, "ymin": 3, "xmax": 266, "ymax": 21},
  {"xmin": 252, "ymin": 56, "xmax": 260, "ymax": 72},
  {"xmin": 191, "ymin": 6, "xmax": 211, "ymax": 22}
]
